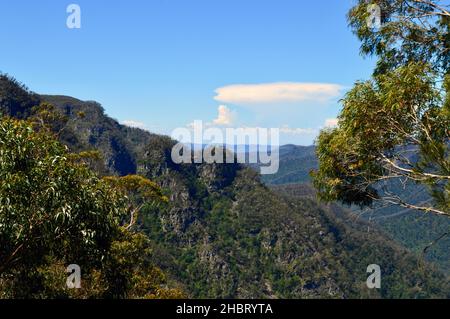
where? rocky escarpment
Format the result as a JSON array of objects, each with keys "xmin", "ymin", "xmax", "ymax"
[{"xmin": 137, "ymin": 138, "xmax": 449, "ymax": 299}]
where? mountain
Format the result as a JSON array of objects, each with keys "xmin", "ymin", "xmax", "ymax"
[
  {"xmin": 248, "ymin": 145, "xmax": 317, "ymax": 185},
  {"xmin": 258, "ymin": 144, "xmax": 450, "ymax": 275},
  {"xmin": 137, "ymin": 141, "xmax": 448, "ymax": 298},
  {"xmin": 1, "ymin": 73, "xmax": 449, "ymax": 298},
  {"xmin": 41, "ymin": 94, "xmax": 157, "ymax": 176},
  {"xmin": 0, "ymin": 74, "xmax": 158, "ymax": 177}
]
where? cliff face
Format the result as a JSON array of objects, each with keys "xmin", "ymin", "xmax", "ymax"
[
  {"xmin": 0, "ymin": 75, "xmax": 154, "ymax": 176},
  {"xmin": 41, "ymin": 95, "xmax": 147, "ymax": 176},
  {"xmin": 138, "ymin": 138, "xmax": 449, "ymax": 299}
]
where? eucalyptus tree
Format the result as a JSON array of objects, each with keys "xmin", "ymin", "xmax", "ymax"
[
  {"xmin": 0, "ymin": 117, "xmax": 180, "ymax": 298},
  {"xmin": 312, "ymin": 0, "xmax": 449, "ymax": 216}
]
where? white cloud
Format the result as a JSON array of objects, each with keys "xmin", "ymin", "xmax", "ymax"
[
  {"xmin": 324, "ymin": 118, "xmax": 339, "ymax": 128},
  {"xmin": 214, "ymin": 82, "xmax": 343, "ymax": 105},
  {"xmin": 187, "ymin": 105, "xmax": 237, "ymax": 129},
  {"xmin": 121, "ymin": 120, "xmax": 147, "ymax": 130},
  {"xmin": 213, "ymin": 105, "xmax": 235, "ymax": 126}
]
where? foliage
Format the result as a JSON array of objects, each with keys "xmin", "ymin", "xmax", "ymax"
[
  {"xmin": 0, "ymin": 74, "xmax": 39, "ymax": 118},
  {"xmin": 0, "ymin": 117, "xmax": 181, "ymax": 298},
  {"xmin": 0, "ymin": 117, "xmax": 123, "ymax": 274},
  {"xmin": 103, "ymin": 175, "xmax": 169, "ymax": 230},
  {"xmin": 313, "ymin": 1, "xmax": 450, "ymax": 217},
  {"xmin": 347, "ymin": 0, "xmax": 450, "ymax": 75}
]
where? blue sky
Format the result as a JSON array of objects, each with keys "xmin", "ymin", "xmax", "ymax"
[{"xmin": 0, "ymin": 0, "xmax": 375, "ymax": 145}]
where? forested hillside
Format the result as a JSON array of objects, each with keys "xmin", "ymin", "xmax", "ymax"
[
  {"xmin": 258, "ymin": 145, "xmax": 316, "ymax": 185},
  {"xmin": 259, "ymin": 144, "xmax": 450, "ymax": 275},
  {"xmin": 1, "ymin": 74, "xmax": 448, "ymax": 298},
  {"xmin": 138, "ymin": 139, "xmax": 448, "ymax": 298}
]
